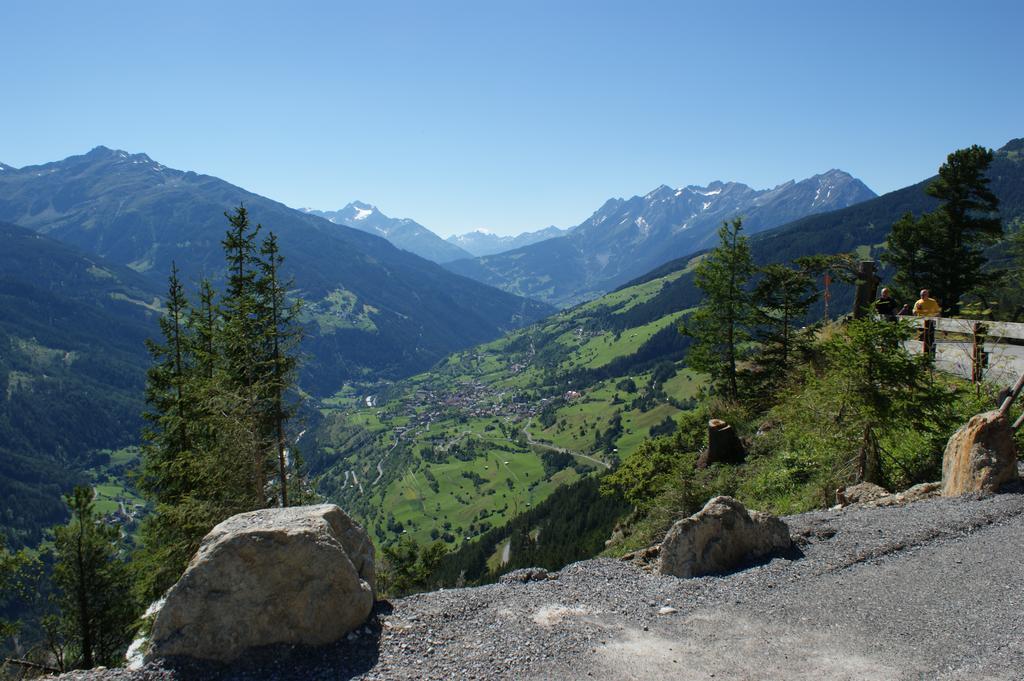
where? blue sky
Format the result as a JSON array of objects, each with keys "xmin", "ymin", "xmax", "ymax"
[{"xmin": 2, "ymin": 1, "xmax": 1021, "ymax": 236}]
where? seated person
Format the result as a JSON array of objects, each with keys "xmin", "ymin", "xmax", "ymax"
[{"xmin": 874, "ymin": 287, "xmax": 899, "ymax": 320}]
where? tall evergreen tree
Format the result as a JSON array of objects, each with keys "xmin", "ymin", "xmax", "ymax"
[
  {"xmin": 139, "ymin": 264, "xmax": 192, "ymax": 504},
  {"xmin": 257, "ymin": 233, "xmax": 302, "ymax": 506},
  {"xmin": 1, "ymin": 538, "xmax": 36, "ymax": 642},
  {"xmin": 135, "ymin": 206, "xmax": 305, "ymax": 600},
  {"xmin": 883, "ymin": 145, "xmax": 1002, "ymax": 315},
  {"xmin": 50, "ymin": 487, "xmax": 136, "ymax": 669},
  {"xmin": 682, "ymin": 218, "xmax": 755, "ymax": 400},
  {"xmin": 751, "ymin": 262, "xmax": 818, "ymax": 398}
]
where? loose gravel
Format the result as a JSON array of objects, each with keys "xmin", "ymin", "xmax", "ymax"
[{"xmin": 57, "ymin": 486, "xmax": 1024, "ymax": 681}]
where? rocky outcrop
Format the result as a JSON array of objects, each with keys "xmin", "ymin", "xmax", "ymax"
[
  {"xmin": 836, "ymin": 482, "xmax": 890, "ymax": 506},
  {"xmin": 499, "ymin": 568, "xmax": 557, "ymax": 584},
  {"xmin": 657, "ymin": 496, "xmax": 791, "ymax": 578},
  {"xmin": 941, "ymin": 411, "xmax": 1019, "ymax": 497},
  {"xmin": 837, "ymin": 481, "xmax": 942, "ymax": 509},
  {"xmin": 146, "ymin": 504, "xmax": 375, "ymax": 663}
]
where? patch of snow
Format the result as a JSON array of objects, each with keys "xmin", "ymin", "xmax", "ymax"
[
  {"xmin": 694, "ymin": 187, "xmax": 722, "ymax": 196},
  {"xmin": 702, "ymin": 201, "xmax": 712, "ymax": 211},
  {"xmin": 353, "ymin": 206, "xmax": 373, "ymax": 221}
]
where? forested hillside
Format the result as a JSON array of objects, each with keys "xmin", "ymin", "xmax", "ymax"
[{"xmin": 0, "ymin": 223, "xmax": 160, "ymax": 547}]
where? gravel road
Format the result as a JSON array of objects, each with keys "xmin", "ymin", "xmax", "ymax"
[{"xmin": 58, "ymin": 487, "xmax": 1024, "ymax": 681}]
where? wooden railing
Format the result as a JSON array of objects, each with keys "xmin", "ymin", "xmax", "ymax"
[{"xmin": 898, "ymin": 316, "xmax": 1024, "ymax": 390}]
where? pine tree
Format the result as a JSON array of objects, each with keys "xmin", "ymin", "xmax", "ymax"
[
  {"xmin": 883, "ymin": 145, "xmax": 1002, "ymax": 315},
  {"xmin": 139, "ymin": 264, "xmax": 192, "ymax": 505},
  {"xmin": 134, "ymin": 206, "xmax": 305, "ymax": 600},
  {"xmin": 1, "ymin": 538, "xmax": 36, "ymax": 642},
  {"xmin": 257, "ymin": 233, "xmax": 302, "ymax": 507},
  {"xmin": 135, "ymin": 264, "xmax": 207, "ymax": 598},
  {"xmin": 50, "ymin": 487, "xmax": 136, "ymax": 669},
  {"xmin": 751, "ymin": 262, "xmax": 818, "ymax": 398},
  {"xmin": 682, "ymin": 218, "xmax": 755, "ymax": 400}
]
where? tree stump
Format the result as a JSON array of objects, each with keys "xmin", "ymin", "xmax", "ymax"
[{"xmin": 697, "ymin": 419, "xmax": 746, "ymax": 468}]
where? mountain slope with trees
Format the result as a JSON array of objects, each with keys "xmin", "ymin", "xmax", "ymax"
[
  {"xmin": 0, "ymin": 222, "xmax": 161, "ymax": 548},
  {"xmin": 0, "ymin": 148, "xmax": 554, "ymax": 393}
]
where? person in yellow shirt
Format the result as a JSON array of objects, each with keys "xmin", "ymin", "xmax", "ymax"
[
  {"xmin": 913, "ymin": 289, "xmax": 941, "ymax": 317},
  {"xmin": 913, "ymin": 289, "xmax": 940, "ymax": 357}
]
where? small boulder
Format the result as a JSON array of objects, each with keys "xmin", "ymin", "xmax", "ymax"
[
  {"xmin": 941, "ymin": 411, "xmax": 1019, "ymax": 497},
  {"xmin": 657, "ymin": 496, "xmax": 791, "ymax": 578},
  {"xmin": 893, "ymin": 481, "xmax": 941, "ymax": 504},
  {"xmin": 836, "ymin": 482, "xmax": 890, "ymax": 507},
  {"xmin": 147, "ymin": 504, "xmax": 375, "ymax": 663},
  {"xmin": 499, "ymin": 567, "xmax": 555, "ymax": 584}
]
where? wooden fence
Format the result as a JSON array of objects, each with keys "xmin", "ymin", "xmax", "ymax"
[{"xmin": 899, "ymin": 316, "xmax": 1024, "ymax": 389}]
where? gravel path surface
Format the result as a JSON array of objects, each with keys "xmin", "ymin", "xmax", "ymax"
[{"xmin": 58, "ymin": 488, "xmax": 1024, "ymax": 681}]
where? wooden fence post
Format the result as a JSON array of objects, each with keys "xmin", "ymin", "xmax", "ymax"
[
  {"xmin": 971, "ymin": 322, "xmax": 987, "ymax": 384},
  {"xmin": 922, "ymin": 319, "xmax": 936, "ymax": 360},
  {"xmin": 998, "ymin": 371, "xmax": 1024, "ymax": 418}
]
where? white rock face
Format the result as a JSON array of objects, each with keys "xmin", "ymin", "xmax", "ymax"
[
  {"xmin": 657, "ymin": 496, "xmax": 791, "ymax": 578},
  {"xmin": 146, "ymin": 504, "xmax": 375, "ymax": 662}
]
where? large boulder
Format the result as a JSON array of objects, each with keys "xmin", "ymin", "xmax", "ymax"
[
  {"xmin": 147, "ymin": 504, "xmax": 375, "ymax": 663},
  {"xmin": 658, "ymin": 496, "xmax": 791, "ymax": 578},
  {"xmin": 941, "ymin": 411, "xmax": 1019, "ymax": 497}
]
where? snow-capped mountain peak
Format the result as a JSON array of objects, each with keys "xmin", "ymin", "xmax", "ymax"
[{"xmin": 301, "ymin": 202, "xmax": 472, "ymax": 263}]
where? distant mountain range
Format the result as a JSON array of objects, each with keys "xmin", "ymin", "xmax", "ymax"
[
  {"xmin": 446, "ymin": 226, "xmax": 569, "ymax": 257},
  {"xmin": 302, "ymin": 202, "xmax": 473, "ymax": 264},
  {"xmin": 444, "ymin": 170, "xmax": 876, "ymax": 307},
  {"xmin": 0, "ymin": 147, "xmax": 554, "ymax": 394},
  {"xmin": 302, "ymin": 203, "xmax": 571, "ymax": 262}
]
